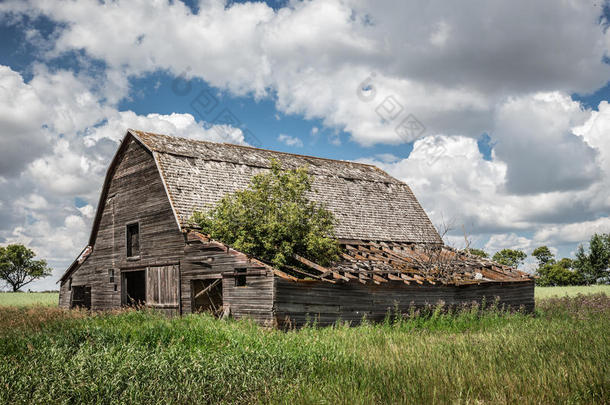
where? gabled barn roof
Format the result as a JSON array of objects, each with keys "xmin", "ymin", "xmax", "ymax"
[
  {"xmin": 129, "ymin": 129, "xmax": 442, "ymax": 244},
  {"xmin": 63, "ymin": 130, "xmax": 533, "ymax": 286}
]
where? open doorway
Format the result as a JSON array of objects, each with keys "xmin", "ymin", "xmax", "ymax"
[
  {"xmin": 123, "ymin": 270, "xmax": 146, "ymax": 307},
  {"xmin": 191, "ymin": 278, "xmax": 223, "ymax": 316},
  {"xmin": 71, "ymin": 286, "xmax": 91, "ymax": 309}
]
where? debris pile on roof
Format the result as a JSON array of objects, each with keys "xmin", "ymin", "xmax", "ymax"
[
  {"xmin": 332, "ymin": 241, "xmax": 531, "ymax": 285},
  {"xmin": 189, "ymin": 231, "xmax": 532, "ymax": 285}
]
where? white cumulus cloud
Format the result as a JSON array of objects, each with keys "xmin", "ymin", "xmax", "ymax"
[{"xmin": 278, "ymin": 133, "xmax": 304, "ymax": 147}]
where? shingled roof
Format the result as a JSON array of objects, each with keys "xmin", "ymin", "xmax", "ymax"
[{"xmin": 128, "ymin": 129, "xmax": 442, "ymax": 244}]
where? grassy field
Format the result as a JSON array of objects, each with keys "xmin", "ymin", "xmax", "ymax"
[
  {"xmin": 0, "ymin": 292, "xmax": 58, "ymax": 307},
  {"xmin": 0, "ymin": 293, "xmax": 608, "ymax": 404},
  {"xmin": 535, "ymin": 284, "xmax": 610, "ymax": 299}
]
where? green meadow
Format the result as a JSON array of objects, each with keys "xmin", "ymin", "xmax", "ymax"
[
  {"xmin": 0, "ymin": 288, "xmax": 608, "ymax": 404},
  {"xmin": 535, "ymin": 284, "xmax": 610, "ymax": 299},
  {"xmin": 0, "ymin": 292, "xmax": 58, "ymax": 307}
]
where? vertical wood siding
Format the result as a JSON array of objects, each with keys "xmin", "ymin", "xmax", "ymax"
[
  {"xmin": 59, "ymin": 139, "xmax": 185, "ymax": 310},
  {"xmin": 146, "ymin": 265, "xmax": 180, "ymax": 313}
]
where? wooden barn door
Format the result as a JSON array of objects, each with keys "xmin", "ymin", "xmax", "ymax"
[{"xmin": 146, "ymin": 265, "xmax": 180, "ymax": 315}]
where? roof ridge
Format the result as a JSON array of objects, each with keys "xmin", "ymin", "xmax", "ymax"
[
  {"xmin": 220, "ymin": 142, "xmax": 378, "ymax": 168},
  {"xmin": 128, "ymin": 128, "xmax": 379, "ymax": 169}
]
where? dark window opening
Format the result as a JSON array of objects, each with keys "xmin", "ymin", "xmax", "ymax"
[
  {"xmin": 109, "ymin": 268, "xmax": 114, "ymax": 283},
  {"xmin": 68, "ymin": 277, "xmax": 72, "ymax": 291},
  {"xmin": 71, "ymin": 286, "xmax": 91, "ymax": 310},
  {"xmin": 123, "ymin": 270, "xmax": 146, "ymax": 307},
  {"xmin": 235, "ymin": 268, "xmax": 247, "ymax": 287},
  {"xmin": 191, "ymin": 279, "xmax": 223, "ymax": 316},
  {"xmin": 113, "ymin": 284, "xmax": 117, "ymax": 292},
  {"xmin": 126, "ymin": 223, "xmax": 140, "ymax": 258}
]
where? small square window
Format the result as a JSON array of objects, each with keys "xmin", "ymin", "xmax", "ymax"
[
  {"xmin": 126, "ymin": 223, "xmax": 140, "ymax": 258},
  {"xmin": 235, "ymin": 268, "xmax": 247, "ymax": 287}
]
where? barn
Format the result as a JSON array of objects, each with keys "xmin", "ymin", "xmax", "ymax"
[{"xmin": 59, "ymin": 129, "xmax": 534, "ymax": 326}]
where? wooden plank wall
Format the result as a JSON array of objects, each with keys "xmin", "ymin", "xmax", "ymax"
[
  {"xmin": 59, "ymin": 139, "xmax": 185, "ymax": 310},
  {"xmin": 146, "ymin": 265, "xmax": 180, "ymax": 315},
  {"xmin": 181, "ymin": 235, "xmax": 274, "ymax": 322},
  {"xmin": 222, "ymin": 274, "xmax": 274, "ymax": 325},
  {"xmin": 273, "ymin": 278, "xmax": 535, "ymax": 327}
]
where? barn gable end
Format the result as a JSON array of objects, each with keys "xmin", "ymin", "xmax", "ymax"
[{"xmin": 59, "ymin": 136, "xmax": 185, "ymax": 310}]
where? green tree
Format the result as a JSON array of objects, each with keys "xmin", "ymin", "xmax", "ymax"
[
  {"xmin": 492, "ymin": 249, "xmax": 527, "ymax": 268},
  {"xmin": 536, "ymin": 258, "xmax": 584, "ymax": 286},
  {"xmin": 191, "ymin": 159, "xmax": 340, "ymax": 268},
  {"xmin": 466, "ymin": 248, "xmax": 489, "ymax": 258},
  {"xmin": 0, "ymin": 244, "xmax": 52, "ymax": 292},
  {"xmin": 574, "ymin": 233, "xmax": 610, "ymax": 284},
  {"xmin": 532, "ymin": 246, "xmax": 555, "ymax": 267}
]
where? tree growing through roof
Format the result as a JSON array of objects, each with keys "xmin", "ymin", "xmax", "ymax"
[
  {"xmin": 190, "ymin": 159, "xmax": 340, "ymax": 268},
  {"xmin": 0, "ymin": 244, "xmax": 52, "ymax": 292},
  {"xmin": 492, "ymin": 249, "xmax": 527, "ymax": 268},
  {"xmin": 574, "ymin": 233, "xmax": 610, "ymax": 284}
]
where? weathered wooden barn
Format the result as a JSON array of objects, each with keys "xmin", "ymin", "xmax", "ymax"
[{"xmin": 59, "ymin": 129, "xmax": 534, "ymax": 325}]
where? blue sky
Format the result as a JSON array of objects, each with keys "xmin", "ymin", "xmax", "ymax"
[
  {"xmin": 2, "ymin": 4, "xmax": 606, "ymax": 162},
  {"xmin": 0, "ymin": 9, "xmax": 418, "ymax": 161},
  {"xmin": 1, "ymin": 0, "xmax": 610, "ymax": 289}
]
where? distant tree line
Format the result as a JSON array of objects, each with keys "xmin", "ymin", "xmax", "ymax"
[{"xmin": 467, "ymin": 233, "xmax": 610, "ymax": 286}]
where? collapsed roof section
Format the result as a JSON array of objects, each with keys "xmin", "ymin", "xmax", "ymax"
[{"xmin": 188, "ymin": 231, "xmax": 532, "ymax": 286}]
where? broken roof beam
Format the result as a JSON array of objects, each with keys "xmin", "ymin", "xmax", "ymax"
[
  {"xmin": 293, "ymin": 254, "xmax": 349, "ymax": 282},
  {"xmin": 372, "ymin": 274, "xmax": 388, "ymax": 284},
  {"xmin": 293, "ymin": 254, "xmax": 328, "ymax": 273},
  {"xmin": 375, "ymin": 245, "xmax": 416, "ymax": 263},
  {"xmin": 342, "ymin": 271, "xmax": 358, "ymax": 280},
  {"xmin": 273, "ymin": 269, "xmax": 300, "ymax": 282},
  {"xmin": 401, "ymin": 273, "xmax": 422, "ymax": 285},
  {"xmin": 193, "ymin": 278, "xmax": 221, "ymax": 300},
  {"xmin": 283, "ymin": 265, "xmax": 336, "ymax": 284},
  {"xmin": 340, "ymin": 252, "xmax": 358, "ymax": 262}
]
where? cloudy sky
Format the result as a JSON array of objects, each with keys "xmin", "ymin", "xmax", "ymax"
[{"xmin": 1, "ymin": 0, "xmax": 610, "ymax": 290}]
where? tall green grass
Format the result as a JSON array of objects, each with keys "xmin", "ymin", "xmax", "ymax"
[{"xmin": 0, "ymin": 294, "xmax": 608, "ymax": 404}]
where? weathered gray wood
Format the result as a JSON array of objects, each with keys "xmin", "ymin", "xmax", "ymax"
[
  {"xmin": 273, "ymin": 278, "xmax": 535, "ymax": 327},
  {"xmin": 193, "ymin": 278, "xmax": 221, "ymax": 300},
  {"xmin": 146, "ymin": 265, "xmax": 179, "ymax": 308},
  {"xmin": 180, "ymin": 233, "xmax": 274, "ymax": 319},
  {"xmin": 59, "ymin": 138, "xmax": 185, "ymax": 310}
]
